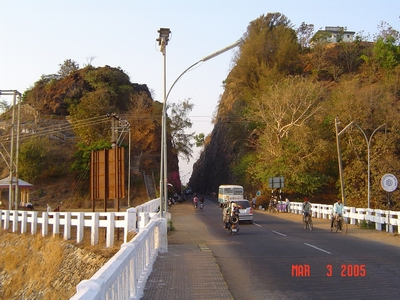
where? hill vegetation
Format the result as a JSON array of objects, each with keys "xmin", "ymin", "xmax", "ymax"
[
  {"xmin": 0, "ymin": 64, "xmax": 194, "ymax": 209},
  {"xmin": 189, "ymin": 13, "xmax": 400, "ymax": 210}
]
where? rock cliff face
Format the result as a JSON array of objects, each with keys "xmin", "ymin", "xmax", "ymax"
[{"xmin": 189, "ymin": 120, "xmax": 245, "ymax": 195}]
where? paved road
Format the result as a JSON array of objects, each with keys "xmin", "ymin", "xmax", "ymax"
[{"xmin": 144, "ymin": 197, "xmax": 400, "ymax": 299}]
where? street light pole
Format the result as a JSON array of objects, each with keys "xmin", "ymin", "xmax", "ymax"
[
  {"xmin": 157, "ymin": 28, "xmax": 171, "ymax": 218},
  {"xmin": 353, "ymin": 123, "xmax": 386, "ymax": 209},
  {"xmin": 0, "ymin": 90, "xmax": 21, "ymax": 210},
  {"xmin": 335, "ymin": 117, "xmax": 353, "ymax": 205}
]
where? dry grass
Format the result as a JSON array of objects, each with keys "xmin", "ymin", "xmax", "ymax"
[{"xmin": 0, "ymin": 228, "xmax": 124, "ymax": 299}]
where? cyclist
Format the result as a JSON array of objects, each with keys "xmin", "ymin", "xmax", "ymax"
[
  {"xmin": 199, "ymin": 195, "xmax": 204, "ymax": 208},
  {"xmin": 331, "ymin": 199, "xmax": 344, "ymax": 229},
  {"xmin": 193, "ymin": 194, "xmax": 199, "ymax": 209},
  {"xmin": 302, "ymin": 197, "xmax": 312, "ymax": 222}
]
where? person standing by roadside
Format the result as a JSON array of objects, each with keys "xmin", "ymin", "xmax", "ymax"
[
  {"xmin": 285, "ymin": 198, "xmax": 290, "ymax": 213},
  {"xmin": 252, "ymin": 196, "xmax": 256, "ymax": 209}
]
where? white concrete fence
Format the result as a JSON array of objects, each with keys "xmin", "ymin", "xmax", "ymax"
[
  {"xmin": 70, "ymin": 215, "xmax": 167, "ymax": 300},
  {"xmin": 288, "ymin": 202, "xmax": 400, "ymax": 234},
  {"xmin": 69, "ymin": 198, "xmax": 167, "ymax": 300},
  {"xmin": 0, "ymin": 198, "xmax": 161, "ymax": 247}
]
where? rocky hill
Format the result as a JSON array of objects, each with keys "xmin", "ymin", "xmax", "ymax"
[
  {"xmin": 188, "ymin": 13, "xmax": 400, "ymax": 210},
  {"xmin": 0, "ymin": 65, "xmax": 182, "ymax": 210}
]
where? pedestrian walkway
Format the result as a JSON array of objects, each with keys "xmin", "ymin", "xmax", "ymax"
[{"xmin": 140, "ymin": 200, "xmax": 233, "ymax": 300}]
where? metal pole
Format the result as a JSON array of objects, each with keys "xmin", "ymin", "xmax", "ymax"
[
  {"xmin": 128, "ymin": 128, "xmax": 131, "ymax": 207},
  {"xmin": 335, "ymin": 118, "xmax": 354, "ymax": 206},
  {"xmin": 163, "ymin": 49, "xmax": 168, "ymax": 215},
  {"xmin": 353, "ymin": 123, "xmax": 386, "ymax": 209},
  {"xmin": 8, "ymin": 93, "xmax": 17, "ymax": 210},
  {"xmin": 15, "ymin": 91, "xmax": 21, "ymax": 209},
  {"xmin": 335, "ymin": 118, "xmax": 346, "ymax": 204},
  {"xmin": 157, "ymin": 28, "xmax": 171, "ymax": 218}
]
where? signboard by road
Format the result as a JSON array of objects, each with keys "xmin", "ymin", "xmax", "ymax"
[
  {"xmin": 268, "ymin": 177, "xmax": 284, "ymax": 189},
  {"xmin": 381, "ymin": 173, "xmax": 398, "ymax": 192}
]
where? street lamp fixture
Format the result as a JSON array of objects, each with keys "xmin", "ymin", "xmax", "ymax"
[
  {"xmin": 156, "ymin": 29, "xmax": 241, "ymax": 217},
  {"xmin": 353, "ymin": 123, "xmax": 386, "ymax": 209}
]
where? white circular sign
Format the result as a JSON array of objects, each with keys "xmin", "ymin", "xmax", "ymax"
[{"xmin": 381, "ymin": 174, "xmax": 398, "ymax": 192}]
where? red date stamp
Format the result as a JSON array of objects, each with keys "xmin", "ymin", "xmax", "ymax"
[{"xmin": 292, "ymin": 264, "xmax": 366, "ymax": 277}]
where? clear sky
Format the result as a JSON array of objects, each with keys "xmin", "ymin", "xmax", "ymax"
[{"xmin": 1, "ymin": 0, "xmax": 399, "ymax": 179}]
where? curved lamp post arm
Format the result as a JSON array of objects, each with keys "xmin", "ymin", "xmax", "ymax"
[
  {"xmin": 166, "ymin": 40, "xmax": 242, "ymax": 102},
  {"xmin": 353, "ymin": 123, "xmax": 386, "ymax": 209}
]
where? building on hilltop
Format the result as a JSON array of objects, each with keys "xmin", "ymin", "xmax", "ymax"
[{"xmin": 312, "ymin": 26, "xmax": 356, "ymax": 44}]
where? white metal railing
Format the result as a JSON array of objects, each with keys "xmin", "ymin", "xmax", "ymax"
[
  {"xmin": 0, "ymin": 198, "xmax": 161, "ymax": 247},
  {"xmin": 288, "ymin": 202, "xmax": 400, "ymax": 233}
]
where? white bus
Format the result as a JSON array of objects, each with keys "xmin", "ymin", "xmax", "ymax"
[{"xmin": 218, "ymin": 185, "xmax": 244, "ymax": 207}]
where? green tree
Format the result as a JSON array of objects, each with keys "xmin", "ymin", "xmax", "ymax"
[
  {"xmin": 68, "ymin": 89, "xmax": 113, "ymax": 145},
  {"xmin": 373, "ymin": 21, "xmax": 400, "ymax": 70},
  {"xmin": 19, "ymin": 138, "xmax": 48, "ymax": 183},
  {"xmin": 168, "ymin": 99, "xmax": 195, "ymax": 162},
  {"xmin": 296, "ymin": 22, "xmax": 314, "ymax": 51},
  {"xmin": 19, "ymin": 137, "xmax": 67, "ymax": 183},
  {"xmin": 0, "ymin": 100, "xmax": 10, "ymax": 114},
  {"xmin": 71, "ymin": 140, "xmax": 111, "ymax": 180},
  {"xmin": 194, "ymin": 133, "xmax": 205, "ymax": 147},
  {"xmin": 58, "ymin": 59, "xmax": 79, "ymax": 78},
  {"xmin": 245, "ymin": 76, "xmax": 329, "ymax": 194}
]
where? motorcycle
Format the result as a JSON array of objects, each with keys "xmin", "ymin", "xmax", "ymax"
[{"xmin": 224, "ymin": 205, "xmax": 240, "ymax": 235}]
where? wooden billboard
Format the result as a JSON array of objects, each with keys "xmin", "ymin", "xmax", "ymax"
[{"xmin": 91, "ymin": 147, "xmax": 125, "ymax": 211}]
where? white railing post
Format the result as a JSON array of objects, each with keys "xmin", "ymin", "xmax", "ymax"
[
  {"xmin": 21, "ymin": 211, "xmax": 27, "ymax": 233},
  {"xmin": 63, "ymin": 212, "xmax": 71, "ymax": 240},
  {"xmin": 106, "ymin": 212, "xmax": 115, "ymax": 248},
  {"xmin": 53, "ymin": 212, "xmax": 60, "ymax": 236},
  {"xmin": 76, "ymin": 212, "xmax": 84, "ymax": 243},
  {"xmin": 3, "ymin": 210, "xmax": 10, "ymax": 230},
  {"xmin": 42, "ymin": 212, "xmax": 49, "ymax": 236},
  {"xmin": 374, "ymin": 209, "xmax": 383, "ymax": 231},
  {"xmin": 91, "ymin": 212, "xmax": 99, "ymax": 246},
  {"xmin": 12, "ymin": 210, "xmax": 18, "ymax": 232},
  {"xmin": 30, "ymin": 211, "xmax": 38, "ymax": 235}
]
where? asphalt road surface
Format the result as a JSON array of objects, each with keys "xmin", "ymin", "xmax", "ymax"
[{"xmin": 193, "ymin": 197, "xmax": 400, "ymax": 300}]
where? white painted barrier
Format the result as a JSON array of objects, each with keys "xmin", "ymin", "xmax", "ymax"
[
  {"xmin": 289, "ymin": 202, "xmax": 400, "ymax": 234},
  {"xmin": 70, "ymin": 215, "xmax": 167, "ymax": 300},
  {"xmin": 0, "ymin": 198, "xmax": 161, "ymax": 247}
]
